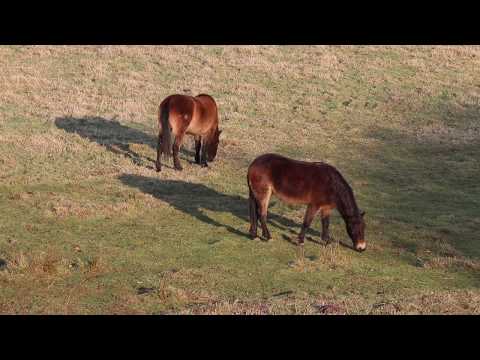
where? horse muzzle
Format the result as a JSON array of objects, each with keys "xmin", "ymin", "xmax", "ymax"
[{"xmin": 355, "ymin": 240, "xmax": 366, "ymax": 252}]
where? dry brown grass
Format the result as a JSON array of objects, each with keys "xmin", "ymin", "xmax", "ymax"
[
  {"xmin": 176, "ymin": 289, "xmax": 480, "ymax": 315},
  {"xmin": 424, "ymin": 256, "xmax": 480, "ymax": 271},
  {"xmin": 0, "ymin": 247, "xmax": 114, "ymax": 314}
]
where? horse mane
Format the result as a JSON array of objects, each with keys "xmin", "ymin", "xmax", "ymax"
[{"xmin": 329, "ymin": 167, "xmax": 361, "ymax": 220}]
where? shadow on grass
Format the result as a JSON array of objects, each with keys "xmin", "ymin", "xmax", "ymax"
[
  {"xmin": 118, "ymin": 174, "xmax": 329, "ymax": 243},
  {"xmin": 280, "ymin": 233, "xmax": 354, "ymax": 251},
  {"xmin": 54, "ymin": 116, "xmax": 195, "ymax": 169},
  {"xmin": 355, "ymin": 124, "xmax": 480, "ymax": 260}
]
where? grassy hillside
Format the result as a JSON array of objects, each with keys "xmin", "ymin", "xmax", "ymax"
[{"xmin": 0, "ymin": 45, "xmax": 479, "ymax": 314}]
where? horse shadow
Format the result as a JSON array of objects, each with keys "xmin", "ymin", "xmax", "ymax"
[
  {"xmin": 118, "ymin": 174, "xmax": 326, "ymax": 243},
  {"xmin": 54, "ymin": 116, "xmax": 195, "ymax": 169}
]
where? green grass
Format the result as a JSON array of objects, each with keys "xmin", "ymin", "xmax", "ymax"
[{"xmin": 0, "ymin": 45, "xmax": 479, "ymax": 314}]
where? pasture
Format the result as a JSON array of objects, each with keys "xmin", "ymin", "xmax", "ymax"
[{"xmin": 0, "ymin": 45, "xmax": 479, "ymax": 314}]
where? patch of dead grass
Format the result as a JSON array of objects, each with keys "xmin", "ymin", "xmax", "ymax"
[
  {"xmin": 424, "ymin": 256, "xmax": 480, "ymax": 271},
  {"xmin": 178, "ymin": 290, "xmax": 480, "ymax": 315},
  {"xmin": 46, "ymin": 198, "xmax": 132, "ymax": 219}
]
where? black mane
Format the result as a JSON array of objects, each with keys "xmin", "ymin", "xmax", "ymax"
[{"xmin": 330, "ymin": 167, "xmax": 361, "ymax": 220}]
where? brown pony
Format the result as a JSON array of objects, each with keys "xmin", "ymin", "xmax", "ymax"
[
  {"xmin": 155, "ymin": 94, "xmax": 221, "ymax": 172},
  {"xmin": 247, "ymin": 153, "xmax": 366, "ymax": 252}
]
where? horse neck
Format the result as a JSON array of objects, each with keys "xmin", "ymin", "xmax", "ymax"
[
  {"xmin": 206, "ymin": 124, "xmax": 218, "ymax": 141},
  {"xmin": 332, "ymin": 171, "xmax": 360, "ymax": 221}
]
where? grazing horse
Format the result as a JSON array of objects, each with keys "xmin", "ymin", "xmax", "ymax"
[
  {"xmin": 155, "ymin": 94, "xmax": 221, "ymax": 172},
  {"xmin": 247, "ymin": 153, "xmax": 366, "ymax": 252}
]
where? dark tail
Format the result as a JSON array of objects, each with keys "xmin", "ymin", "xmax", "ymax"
[
  {"xmin": 159, "ymin": 100, "xmax": 172, "ymax": 158},
  {"xmin": 248, "ymin": 180, "xmax": 259, "ymax": 228}
]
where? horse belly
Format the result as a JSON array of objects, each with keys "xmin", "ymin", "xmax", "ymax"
[
  {"xmin": 272, "ymin": 182, "xmax": 312, "ymax": 205},
  {"xmin": 274, "ymin": 190, "xmax": 310, "ymax": 205}
]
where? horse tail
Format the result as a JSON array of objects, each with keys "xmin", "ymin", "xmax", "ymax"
[
  {"xmin": 159, "ymin": 99, "xmax": 172, "ymax": 158},
  {"xmin": 248, "ymin": 178, "xmax": 259, "ymax": 227}
]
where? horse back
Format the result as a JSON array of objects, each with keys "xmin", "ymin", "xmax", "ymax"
[
  {"xmin": 160, "ymin": 94, "xmax": 195, "ymax": 120},
  {"xmin": 158, "ymin": 94, "xmax": 194, "ymax": 134},
  {"xmin": 159, "ymin": 93, "xmax": 218, "ymax": 136},
  {"xmin": 194, "ymin": 94, "xmax": 218, "ymax": 118},
  {"xmin": 248, "ymin": 153, "xmax": 337, "ymax": 205},
  {"xmin": 195, "ymin": 93, "xmax": 217, "ymax": 107}
]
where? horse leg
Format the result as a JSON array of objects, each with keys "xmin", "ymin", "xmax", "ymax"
[
  {"xmin": 200, "ymin": 137, "xmax": 209, "ymax": 167},
  {"xmin": 155, "ymin": 131, "xmax": 162, "ymax": 172},
  {"xmin": 194, "ymin": 136, "xmax": 201, "ymax": 164},
  {"xmin": 298, "ymin": 204, "xmax": 320, "ymax": 246},
  {"xmin": 173, "ymin": 134, "xmax": 184, "ymax": 171},
  {"xmin": 321, "ymin": 208, "xmax": 332, "ymax": 244},
  {"xmin": 249, "ymin": 187, "xmax": 259, "ymax": 239},
  {"xmin": 257, "ymin": 187, "xmax": 272, "ymax": 241}
]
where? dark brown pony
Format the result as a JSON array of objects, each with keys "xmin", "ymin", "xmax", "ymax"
[
  {"xmin": 247, "ymin": 153, "xmax": 366, "ymax": 252},
  {"xmin": 155, "ymin": 94, "xmax": 221, "ymax": 172}
]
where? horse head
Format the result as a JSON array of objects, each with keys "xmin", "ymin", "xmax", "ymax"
[{"xmin": 346, "ymin": 210, "xmax": 366, "ymax": 252}]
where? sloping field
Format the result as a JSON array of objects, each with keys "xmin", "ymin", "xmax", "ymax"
[{"xmin": 0, "ymin": 45, "xmax": 479, "ymax": 314}]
